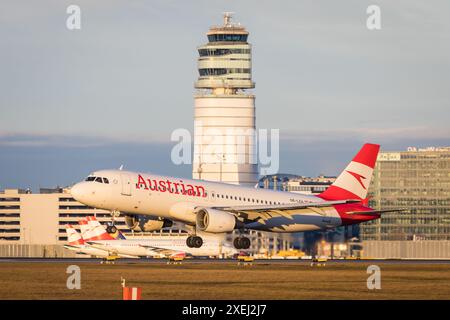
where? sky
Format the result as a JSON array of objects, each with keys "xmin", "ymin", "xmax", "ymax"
[{"xmin": 1, "ymin": 0, "xmax": 449, "ymax": 190}]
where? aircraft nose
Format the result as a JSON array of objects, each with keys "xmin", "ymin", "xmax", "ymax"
[{"xmin": 70, "ymin": 182, "xmax": 86, "ymax": 202}]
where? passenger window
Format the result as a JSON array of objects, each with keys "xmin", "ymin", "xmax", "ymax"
[
  {"xmin": 95, "ymin": 177, "xmax": 103, "ymax": 183},
  {"xmin": 103, "ymin": 178, "xmax": 109, "ymax": 184}
]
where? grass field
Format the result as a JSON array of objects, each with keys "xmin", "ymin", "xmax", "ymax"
[{"xmin": 0, "ymin": 261, "xmax": 449, "ymax": 300}]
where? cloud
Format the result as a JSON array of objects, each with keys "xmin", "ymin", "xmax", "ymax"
[
  {"xmin": 281, "ymin": 126, "xmax": 450, "ymax": 144},
  {"xmin": 1, "ymin": 125, "xmax": 449, "ymax": 148},
  {"xmin": 0, "ymin": 131, "xmax": 170, "ymax": 147}
]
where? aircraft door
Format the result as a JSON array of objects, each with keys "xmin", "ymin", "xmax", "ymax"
[{"xmin": 121, "ymin": 173, "xmax": 132, "ymax": 196}]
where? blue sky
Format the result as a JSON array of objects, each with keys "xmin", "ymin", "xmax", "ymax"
[{"xmin": 1, "ymin": 1, "xmax": 449, "ymax": 190}]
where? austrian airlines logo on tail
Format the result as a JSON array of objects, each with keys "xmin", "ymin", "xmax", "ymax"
[
  {"xmin": 319, "ymin": 143, "xmax": 380, "ymax": 201},
  {"xmin": 345, "ymin": 170, "xmax": 367, "ymax": 190}
]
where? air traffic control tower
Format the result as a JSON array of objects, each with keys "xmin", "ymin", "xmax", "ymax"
[{"xmin": 193, "ymin": 13, "xmax": 258, "ymax": 186}]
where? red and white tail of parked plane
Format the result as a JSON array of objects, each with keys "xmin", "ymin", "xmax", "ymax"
[
  {"xmin": 64, "ymin": 217, "xmax": 139, "ymax": 259},
  {"xmin": 64, "ymin": 221, "xmax": 114, "ymax": 258},
  {"xmin": 79, "ymin": 216, "xmax": 115, "ymax": 241},
  {"xmin": 66, "ymin": 224, "xmax": 85, "ymax": 246},
  {"xmin": 70, "ymin": 143, "xmax": 403, "ymax": 250}
]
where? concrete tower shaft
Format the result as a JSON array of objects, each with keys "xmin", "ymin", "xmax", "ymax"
[{"xmin": 193, "ymin": 13, "xmax": 258, "ymax": 186}]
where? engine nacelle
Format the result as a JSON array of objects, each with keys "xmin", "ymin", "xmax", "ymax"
[
  {"xmin": 124, "ymin": 214, "xmax": 173, "ymax": 232},
  {"xmin": 196, "ymin": 208, "xmax": 236, "ymax": 233}
]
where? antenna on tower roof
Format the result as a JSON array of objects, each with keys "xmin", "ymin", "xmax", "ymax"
[{"xmin": 223, "ymin": 12, "xmax": 235, "ymax": 26}]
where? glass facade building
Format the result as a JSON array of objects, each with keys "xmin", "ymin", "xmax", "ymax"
[{"xmin": 361, "ymin": 147, "xmax": 450, "ymax": 240}]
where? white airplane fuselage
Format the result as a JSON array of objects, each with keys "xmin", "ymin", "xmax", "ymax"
[
  {"xmin": 88, "ymin": 235, "xmax": 237, "ymax": 258},
  {"xmin": 71, "ymin": 170, "xmax": 374, "ymax": 233}
]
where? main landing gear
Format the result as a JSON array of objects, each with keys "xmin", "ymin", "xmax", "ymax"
[
  {"xmin": 186, "ymin": 235, "xmax": 203, "ymax": 248},
  {"xmin": 233, "ymin": 236, "xmax": 251, "ymax": 250}
]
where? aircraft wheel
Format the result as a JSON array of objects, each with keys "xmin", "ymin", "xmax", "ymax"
[
  {"xmin": 233, "ymin": 237, "xmax": 242, "ymax": 249},
  {"xmin": 106, "ymin": 225, "xmax": 118, "ymax": 234},
  {"xmin": 241, "ymin": 237, "xmax": 251, "ymax": 249},
  {"xmin": 234, "ymin": 237, "xmax": 251, "ymax": 249},
  {"xmin": 186, "ymin": 236, "xmax": 194, "ymax": 248},
  {"xmin": 192, "ymin": 236, "xmax": 203, "ymax": 248}
]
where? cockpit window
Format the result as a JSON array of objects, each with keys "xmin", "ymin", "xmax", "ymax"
[{"xmin": 85, "ymin": 176, "xmax": 109, "ymax": 183}]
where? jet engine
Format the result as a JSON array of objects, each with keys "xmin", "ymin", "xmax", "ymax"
[
  {"xmin": 196, "ymin": 208, "xmax": 237, "ymax": 233},
  {"xmin": 124, "ymin": 214, "xmax": 173, "ymax": 232}
]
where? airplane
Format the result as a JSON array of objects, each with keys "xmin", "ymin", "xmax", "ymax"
[
  {"xmin": 74, "ymin": 216, "xmax": 237, "ymax": 258},
  {"xmin": 70, "ymin": 143, "xmax": 400, "ymax": 250},
  {"xmin": 87, "ymin": 231, "xmax": 238, "ymax": 258}
]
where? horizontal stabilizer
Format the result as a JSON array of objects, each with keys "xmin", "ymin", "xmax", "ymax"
[
  {"xmin": 346, "ymin": 208, "xmax": 407, "ymax": 215},
  {"xmin": 216, "ymin": 199, "xmax": 361, "ymax": 213}
]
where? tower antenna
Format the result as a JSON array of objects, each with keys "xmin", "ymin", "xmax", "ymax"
[{"xmin": 223, "ymin": 12, "xmax": 235, "ymax": 26}]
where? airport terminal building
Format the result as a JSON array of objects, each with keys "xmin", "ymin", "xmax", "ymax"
[
  {"xmin": 0, "ymin": 188, "xmax": 188, "ymax": 257},
  {"xmin": 363, "ymin": 147, "xmax": 450, "ymax": 241},
  {"xmin": 361, "ymin": 147, "xmax": 450, "ymax": 258}
]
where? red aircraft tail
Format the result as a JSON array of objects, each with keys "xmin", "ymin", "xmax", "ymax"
[{"xmin": 319, "ymin": 143, "xmax": 380, "ymax": 201}]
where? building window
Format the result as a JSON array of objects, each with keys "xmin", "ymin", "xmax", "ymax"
[{"xmin": 207, "ymin": 34, "xmax": 248, "ymax": 42}]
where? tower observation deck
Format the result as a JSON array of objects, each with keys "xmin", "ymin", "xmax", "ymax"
[
  {"xmin": 193, "ymin": 13, "xmax": 258, "ymax": 186},
  {"xmin": 195, "ymin": 13, "xmax": 254, "ymax": 92}
]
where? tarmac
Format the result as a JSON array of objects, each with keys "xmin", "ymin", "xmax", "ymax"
[
  {"xmin": 1, "ymin": 259, "xmax": 450, "ymax": 299},
  {"xmin": 1, "ymin": 257, "xmax": 450, "ymax": 264}
]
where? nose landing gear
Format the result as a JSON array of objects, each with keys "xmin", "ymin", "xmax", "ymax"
[
  {"xmin": 233, "ymin": 237, "xmax": 251, "ymax": 250},
  {"xmin": 186, "ymin": 235, "xmax": 203, "ymax": 248},
  {"xmin": 106, "ymin": 225, "xmax": 118, "ymax": 234},
  {"xmin": 107, "ymin": 210, "xmax": 120, "ymax": 235}
]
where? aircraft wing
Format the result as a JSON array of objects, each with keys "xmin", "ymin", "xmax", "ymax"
[
  {"xmin": 86, "ymin": 241, "xmax": 119, "ymax": 254},
  {"xmin": 63, "ymin": 244, "xmax": 79, "ymax": 249},
  {"xmin": 63, "ymin": 244, "xmax": 84, "ymax": 253},
  {"xmin": 138, "ymin": 244, "xmax": 187, "ymax": 257},
  {"xmin": 211, "ymin": 199, "xmax": 361, "ymax": 222}
]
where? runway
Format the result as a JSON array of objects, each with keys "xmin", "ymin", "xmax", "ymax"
[
  {"xmin": 1, "ymin": 257, "xmax": 450, "ymax": 265},
  {"xmin": 0, "ymin": 259, "xmax": 449, "ymax": 299}
]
